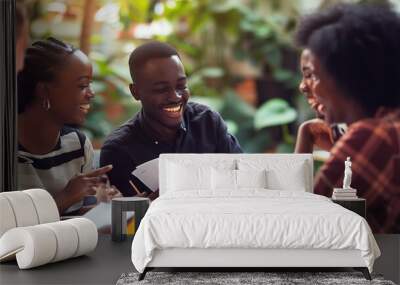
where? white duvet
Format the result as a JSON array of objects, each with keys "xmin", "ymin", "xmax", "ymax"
[{"xmin": 131, "ymin": 190, "xmax": 380, "ymax": 273}]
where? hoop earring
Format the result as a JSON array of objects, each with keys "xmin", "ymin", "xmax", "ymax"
[{"xmin": 42, "ymin": 98, "xmax": 51, "ymax": 111}]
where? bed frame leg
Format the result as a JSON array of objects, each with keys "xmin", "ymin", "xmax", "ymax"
[
  {"xmin": 354, "ymin": 267, "xmax": 371, "ymax": 280},
  {"xmin": 138, "ymin": 268, "xmax": 148, "ymax": 281}
]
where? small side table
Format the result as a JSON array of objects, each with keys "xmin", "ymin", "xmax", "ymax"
[
  {"xmin": 331, "ymin": 198, "xmax": 366, "ymax": 218},
  {"xmin": 111, "ymin": 197, "xmax": 150, "ymax": 242}
]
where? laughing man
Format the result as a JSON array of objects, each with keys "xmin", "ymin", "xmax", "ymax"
[{"xmin": 100, "ymin": 41, "xmax": 242, "ymax": 198}]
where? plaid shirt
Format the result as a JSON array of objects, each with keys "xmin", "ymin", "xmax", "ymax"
[{"xmin": 314, "ymin": 109, "xmax": 400, "ymax": 233}]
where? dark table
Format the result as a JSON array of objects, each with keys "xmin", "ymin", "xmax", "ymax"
[
  {"xmin": 331, "ymin": 198, "xmax": 366, "ymax": 218},
  {"xmin": 0, "ymin": 235, "xmax": 134, "ymax": 285},
  {"xmin": 2, "ymin": 233, "xmax": 398, "ymax": 284}
]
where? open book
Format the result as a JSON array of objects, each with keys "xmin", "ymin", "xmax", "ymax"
[{"xmin": 131, "ymin": 158, "xmax": 159, "ymax": 192}]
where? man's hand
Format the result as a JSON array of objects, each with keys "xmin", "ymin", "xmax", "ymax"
[
  {"xmin": 135, "ymin": 189, "xmax": 159, "ymax": 201},
  {"xmin": 147, "ymin": 189, "xmax": 159, "ymax": 201},
  {"xmin": 129, "ymin": 180, "xmax": 159, "ymax": 201}
]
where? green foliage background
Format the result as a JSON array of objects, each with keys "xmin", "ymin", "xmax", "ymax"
[{"xmin": 29, "ymin": 0, "xmax": 391, "ymax": 152}]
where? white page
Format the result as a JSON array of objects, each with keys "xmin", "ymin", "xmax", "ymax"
[
  {"xmin": 131, "ymin": 158, "xmax": 159, "ymax": 192},
  {"xmin": 83, "ymin": 202, "xmax": 134, "ymax": 229},
  {"xmin": 83, "ymin": 202, "xmax": 112, "ymax": 229}
]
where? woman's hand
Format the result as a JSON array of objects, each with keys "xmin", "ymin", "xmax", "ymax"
[
  {"xmin": 54, "ymin": 165, "xmax": 113, "ymax": 214},
  {"xmin": 95, "ymin": 184, "xmax": 122, "ymax": 203},
  {"xmin": 295, "ymin": 118, "xmax": 334, "ymax": 153}
]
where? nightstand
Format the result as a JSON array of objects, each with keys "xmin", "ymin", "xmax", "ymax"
[{"xmin": 331, "ymin": 198, "xmax": 366, "ymax": 218}]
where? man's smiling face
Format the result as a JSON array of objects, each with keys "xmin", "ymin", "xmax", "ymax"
[{"xmin": 131, "ymin": 55, "xmax": 190, "ymax": 129}]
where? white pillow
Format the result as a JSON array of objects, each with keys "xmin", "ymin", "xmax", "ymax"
[
  {"xmin": 237, "ymin": 159, "xmax": 309, "ymax": 191},
  {"xmin": 166, "ymin": 158, "xmax": 236, "ymax": 170},
  {"xmin": 266, "ymin": 168, "xmax": 306, "ymax": 191},
  {"xmin": 211, "ymin": 169, "xmax": 267, "ymax": 190},
  {"xmin": 236, "ymin": 169, "xmax": 267, "ymax": 189},
  {"xmin": 212, "ymin": 169, "xmax": 237, "ymax": 190},
  {"xmin": 167, "ymin": 162, "xmax": 212, "ymax": 191}
]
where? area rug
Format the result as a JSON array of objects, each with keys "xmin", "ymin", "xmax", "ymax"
[{"xmin": 116, "ymin": 271, "xmax": 396, "ymax": 285}]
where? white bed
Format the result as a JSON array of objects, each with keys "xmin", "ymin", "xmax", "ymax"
[{"xmin": 131, "ymin": 154, "xmax": 380, "ymax": 280}]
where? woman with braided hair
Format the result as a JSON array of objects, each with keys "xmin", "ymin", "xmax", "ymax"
[{"xmin": 17, "ymin": 37, "xmax": 121, "ymax": 215}]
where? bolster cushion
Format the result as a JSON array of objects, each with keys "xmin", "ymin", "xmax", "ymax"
[
  {"xmin": 0, "ymin": 218, "xmax": 98, "ymax": 269},
  {"xmin": 0, "ymin": 189, "xmax": 60, "ymax": 237}
]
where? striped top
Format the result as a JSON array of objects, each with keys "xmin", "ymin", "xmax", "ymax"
[{"xmin": 17, "ymin": 126, "xmax": 94, "ymax": 213}]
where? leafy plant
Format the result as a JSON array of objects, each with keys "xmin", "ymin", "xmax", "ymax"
[
  {"xmin": 82, "ymin": 52, "xmax": 141, "ymax": 145},
  {"xmin": 232, "ymin": 1, "xmax": 301, "ymax": 90},
  {"xmin": 254, "ymin": 99, "xmax": 297, "ymax": 130},
  {"xmin": 192, "ymin": 92, "xmax": 297, "ymax": 153}
]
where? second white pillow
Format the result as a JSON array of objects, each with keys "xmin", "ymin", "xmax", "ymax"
[
  {"xmin": 236, "ymin": 169, "xmax": 267, "ymax": 189},
  {"xmin": 167, "ymin": 162, "xmax": 212, "ymax": 191},
  {"xmin": 212, "ymin": 169, "xmax": 237, "ymax": 190},
  {"xmin": 266, "ymin": 168, "xmax": 306, "ymax": 191},
  {"xmin": 211, "ymin": 169, "xmax": 267, "ymax": 190}
]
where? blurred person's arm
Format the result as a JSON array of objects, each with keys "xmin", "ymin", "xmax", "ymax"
[
  {"xmin": 55, "ymin": 134, "xmax": 113, "ymax": 215},
  {"xmin": 295, "ymin": 118, "xmax": 334, "ymax": 153}
]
